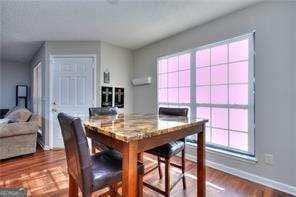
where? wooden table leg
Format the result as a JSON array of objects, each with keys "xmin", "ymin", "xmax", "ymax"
[
  {"xmin": 197, "ymin": 124, "xmax": 206, "ymax": 197},
  {"xmin": 122, "ymin": 141, "xmax": 138, "ymax": 197},
  {"xmin": 138, "ymin": 152, "xmax": 144, "ymax": 197}
]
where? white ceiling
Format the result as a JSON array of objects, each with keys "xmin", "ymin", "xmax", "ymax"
[{"xmin": 1, "ymin": 0, "xmax": 259, "ymax": 63}]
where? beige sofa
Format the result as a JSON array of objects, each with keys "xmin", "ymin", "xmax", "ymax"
[{"xmin": 0, "ymin": 107, "xmax": 41, "ymax": 160}]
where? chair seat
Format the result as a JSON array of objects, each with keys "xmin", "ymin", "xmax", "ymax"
[
  {"xmin": 91, "ymin": 149, "xmax": 144, "ymax": 190},
  {"xmin": 146, "ymin": 140, "xmax": 185, "ymax": 159}
]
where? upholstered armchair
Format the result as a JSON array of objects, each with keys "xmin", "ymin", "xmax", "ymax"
[{"xmin": 0, "ymin": 107, "xmax": 41, "ymax": 160}]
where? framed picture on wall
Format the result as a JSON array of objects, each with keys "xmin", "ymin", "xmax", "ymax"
[
  {"xmin": 104, "ymin": 71, "xmax": 110, "ymax": 84},
  {"xmin": 101, "ymin": 86, "xmax": 113, "ymax": 107},
  {"xmin": 115, "ymin": 87, "xmax": 124, "ymax": 108}
]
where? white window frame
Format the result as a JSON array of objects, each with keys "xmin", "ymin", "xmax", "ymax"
[{"xmin": 156, "ymin": 31, "xmax": 255, "ymax": 156}]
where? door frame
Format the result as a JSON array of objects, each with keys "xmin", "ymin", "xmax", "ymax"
[{"xmin": 49, "ymin": 54, "xmax": 97, "ymax": 149}]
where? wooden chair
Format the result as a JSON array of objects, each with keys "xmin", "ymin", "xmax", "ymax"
[
  {"xmin": 88, "ymin": 107, "xmax": 118, "ymax": 153},
  {"xmin": 57, "ymin": 112, "xmax": 144, "ymax": 197},
  {"xmin": 144, "ymin": 107, "xmax": 188, "ymax": 197}
]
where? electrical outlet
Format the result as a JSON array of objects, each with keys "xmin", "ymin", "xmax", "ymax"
[{"xmin": 264, "ymin": 153, "xmax": 274, "ymax": 165}]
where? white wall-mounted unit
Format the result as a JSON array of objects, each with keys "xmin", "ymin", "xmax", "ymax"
[{"xmin": 131, "ymin": 76, "xmax": 152, "ymax": 86}]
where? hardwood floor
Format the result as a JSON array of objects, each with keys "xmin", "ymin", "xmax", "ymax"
[{"xmin": 0, "ymin": 146, "xmax": 292, "ymax": 197}]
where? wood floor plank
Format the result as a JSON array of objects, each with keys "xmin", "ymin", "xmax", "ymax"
[{"xmin": 0, "ymin": 146, "xmax": 292, "ymax": 197}]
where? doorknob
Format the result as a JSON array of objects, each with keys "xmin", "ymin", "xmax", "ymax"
[{"xmin": 52, "ymin": 101, "xmax": 58, "ymax": 112}]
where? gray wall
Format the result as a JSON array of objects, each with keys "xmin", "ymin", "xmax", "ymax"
[
  {"xmin": 133, "ymin": 2, "xmax": 296, "ymax": 187},
  {"xmin": 100, "ymin": 41, "xmax": 134, "ymax": 113},
  {"xmin": 31, "ymin": 41, "xmax": 134, "ymax": 147},
  {"xmin": 46, "ymin": 41, "xmax": 134, "ymax": 112},
  {"xmin": 0, "ymin": 61, "xmax": 30, "ymax": 109}
]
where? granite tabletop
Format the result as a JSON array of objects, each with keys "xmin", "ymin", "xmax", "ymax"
[{"xmin": 83, "ymin": 113, "xmax": 208, "ymax": 142}]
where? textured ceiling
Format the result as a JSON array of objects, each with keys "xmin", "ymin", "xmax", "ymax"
[{"xmin": 1, "ymin": 0, "xmax": 259, "ymax": 63}]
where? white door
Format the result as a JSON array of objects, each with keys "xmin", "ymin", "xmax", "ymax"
[{"xmin": 51, "ymin": 56, "xmax": 95, "ymax": 148}]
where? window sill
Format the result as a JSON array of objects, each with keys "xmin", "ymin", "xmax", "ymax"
[{"xmin": 186, "ymin": 142, "xmax": 258, "ymax": 164}]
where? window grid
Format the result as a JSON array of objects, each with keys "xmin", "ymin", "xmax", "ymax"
[
  {"xmin": 157, "ymin": 32, "xmax": 255, "ymax": 156},
  {"xmin": 195, "ymin": 37, "xmax": 251, "ymax": 153},
  {"xmin": 157, "ymin": 53, "xmax": 191, "ymax": 107}
]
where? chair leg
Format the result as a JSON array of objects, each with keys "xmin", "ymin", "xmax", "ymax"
[
  {"xmin": 68, "ymin": 174, "xmax": 78, "ymax": 197},
  {"xmin": 138, "ymin": 173, "xmax": 143, "ymax": 197},
  {"xmin": 91, "ymin": 140, "xmax": 96, "ymax": 154},
  {"xmin": 165, "ymin": 158, "xmax": 170, "ymax": 197},
  {"xmin": 157, "ymin": 156, "xmax": 163, "ymax": 179},
  {"xmin": 181, "ymin": 149, "xmax": 186, "ymax": 189},
  {"xmin": 138, "ymin": 152, "xmax": 144, "ymax": 197},
  {"xmin": 110, "ymin": 184, "xmax": 118, "ymax": 197}
]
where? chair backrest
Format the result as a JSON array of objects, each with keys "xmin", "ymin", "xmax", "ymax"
[
  {"xmin": 159, "ymin": 107, "xmax": 188, "ymax": 117},
  {"xmin": 89, "ymin": 107, "xmax": 118, "ymax": 117},
  {"xmin": 57, "ymin": 113, "xmax": 92, "ymax": 194}
]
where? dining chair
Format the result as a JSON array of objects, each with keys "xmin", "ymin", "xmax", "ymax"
[
  {"xmin": 88, "ymin": 107, "xmax": 118, "ymax": 153},
  {"xmin": 57, "ymin": 112, "xmax": 144, "ymax": 197},
  {"xmin": 144, "ymin": 107, "xmax": 188, "ymax": 197}
]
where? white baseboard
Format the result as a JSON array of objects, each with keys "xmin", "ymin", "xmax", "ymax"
[{"xmin": 185, "ymin": 154, "xmax": 296, "ymax": 196}]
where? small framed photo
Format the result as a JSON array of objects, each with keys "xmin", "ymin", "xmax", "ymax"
[
  {"xmin": 104, "ymin": 71, "xmax": 110, "ymax": 84},
  {"xmin": 115, "ymin": 87, "xmax": 124, "ymax": 108},
  {"xmin": 101, "ymin": 86, "xmax": 113, "ymax": 107}
]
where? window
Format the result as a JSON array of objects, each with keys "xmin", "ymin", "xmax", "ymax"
[
  {"xmin": 157, "ymin": 33, "xmax": 255, "ymax": 155},
  {"xmin": 157, "ymin": 53, "xmax": 191, "ymax": 109}
]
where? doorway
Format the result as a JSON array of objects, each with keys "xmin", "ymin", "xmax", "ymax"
[
  {"xmin": 50, "ymin": 55, "xmax": 96, "ymax": 148},
  {"xmin": 33, "ymin": 62, "xmax": 43, "ymax": 139}
]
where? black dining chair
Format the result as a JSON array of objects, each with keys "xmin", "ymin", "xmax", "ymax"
[
  {"xmin": 88, "ymin": 107, "xmax": 118, "ymax": 153},
  {"xmin": 144, "ymin": 107, "xmax": 188, "ymax": 197},
  {"xmin": 57, "ymin": 112, "xmax": 144, "ymax": 197},
  {"xmin": 89, "ymin": 107, "xmax": 118, "ymax": 117}
]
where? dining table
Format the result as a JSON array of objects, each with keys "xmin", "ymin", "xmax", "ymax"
[{"xmin": 83, "ymin": 113, "xmax": 207, "ymax": 197}]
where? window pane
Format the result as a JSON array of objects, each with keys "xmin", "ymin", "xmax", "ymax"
[
  {"xmin": 229, "ymin": 84, "xmax": 248, "ymax": 105},
  {"xmin": 212, "ymin": 128, "xmax": 228, "ymax": 146},
  {"xmin": 212, "ymin": 108, "xmax": 228, "ymax": 129},
  {"xmin": 196, "ymin": 49, "xmax": 210, "ymax": 67},
  {"xmin": 229, "ymin": 131, "xmax": 248, "ymax": 151},
  {"xmin": 229, "ymin": 39, "xmax": 249, "ymax": 62},
  {"xmin": 168, "ymin": 72, "xmax": 178, "ymax": 87},
  {"xmin": 196, "ymin": 67, "xmax": 210, "ymax": 85},
  {"xmin": 158, "ymin": 89, "xmax": 167, "ymax": 103},
  {"xmin": 158, "ymin": 74, "xmax": 167, "ymax": 88},
  {"xmin": 211, "ymin": 64, "xmax": 227, "ymax": 84},
  {"xmin": 230, "ymin": 109, "xmax": 248, "ymax": 131},
  {"xmin": 229, "ymin": 61, "xmax": 248, "ymax": 84},
  {"xmin": 196, "ymin": 86, "xmax": 210, "ymax": 103},
  {"xmin": 206, "ymin": 127, "xmax": 211, "ymax": 143},
  {"xmin": 211, "ymin": 44, "xmax": 227, "ymax": 65},
  {"xmin": 168, "ymin": 88, "xmax": 178, "ymax": 103},
  {"xmin": 197, "ymin": 107, "xmax": 210, "ymax": 126},
  {"xmin": 158, "ymin": 59, "xmax": 167, "ymax": 74},
  {"xmin": 197, "ymin": 107, "xmax": 210, "ymax": 119},
  {"xmin": 168, "ymin": 56, "xmax": 178, "ymax": 72},
  {"xmin": 179, "ymin": 53, "xmax": 190, "ymax": 70},
  {"xmin": 179, "ymin": 87, "xmax": 190, "ymax": 103},
  {"xmin": 211, "ymin": 85, "xmax": 228, "ymax": 104},
  {"xmin": 179, "ymin": 70, "xmax": 190, "ymax": 87}
]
